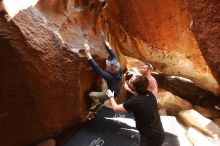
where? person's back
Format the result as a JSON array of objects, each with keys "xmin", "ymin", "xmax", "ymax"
[
  {"xmin": 124, "ymin": 91, "xmax": 164, "ymax": 146},
  {"xmin": 124, "ymin": 92, "xmax": 165, "ymax": 146},
  {"xmin": 107, "ymin": 75, "xmax": 165, "ymax": 146}
]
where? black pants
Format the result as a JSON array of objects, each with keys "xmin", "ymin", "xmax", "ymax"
[
  {"xmin": 140, "ymin": 132, "xmax": 180, "ymax": 146},
  {"xmin": 140, "ymin": 133, "xmax": 165, "ymax": 146},
  {"xmin": 140, "ymin": 141, "xmax": 162, "ymax": 146}
]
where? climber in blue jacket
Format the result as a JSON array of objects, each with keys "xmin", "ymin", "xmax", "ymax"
[{"xmin": 84, "ymin": 42, "xmax": 122, "ymax": 111}]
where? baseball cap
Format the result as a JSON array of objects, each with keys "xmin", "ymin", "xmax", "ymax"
[{"xmin": 106, "ymin": 59, "xmax": 120, "ymax": 68}]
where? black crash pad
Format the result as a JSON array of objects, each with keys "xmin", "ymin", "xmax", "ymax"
[{"xmin": 62, "ymin": 107, "xmax": 180, "ymax": 146}]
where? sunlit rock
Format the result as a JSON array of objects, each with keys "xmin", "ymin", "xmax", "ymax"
[
  {"xmin": 157, "ymin": 90, "xmax": 192, "ymax": 116},
  {"xmin": 187, "ymin": 127, "xmax": 220, "ymax": 146},
  {"xmin": 178, "ymin": 110, "xmax": 220, "ymax": 137},
  {"xmin": 158, "ymin": 107, "xmax": 167, "ymax": 116}
]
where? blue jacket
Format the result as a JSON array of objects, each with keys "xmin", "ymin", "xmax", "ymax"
[{"xmin": 88, "ymin": 49, "xmax": 122, "ymax": 97}]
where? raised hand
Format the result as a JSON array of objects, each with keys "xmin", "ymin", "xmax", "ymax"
[
  {"xmin": 104, "ymin": 41, "xmax": 111, "ymax": 49},
  {"xmin": 84, "ymin": 43, "xmax": 90, "ymax": 54},
  {"xmin": 123, "ymin": 81, "xmax": 131, "ymax": 91},
  {"xmin": 123, "ymin": 81, "xmax": 137, "ymax": 96}
]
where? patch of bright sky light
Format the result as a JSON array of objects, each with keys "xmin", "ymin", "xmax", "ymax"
[{"xmin": 3, "ymin": 0, "xmax": 39, "ymax": 18}]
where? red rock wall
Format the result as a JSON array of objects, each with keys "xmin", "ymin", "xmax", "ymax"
[
  {"xmin": 186, "ymin": 0, "xmax": 220, "ymax": 86},
  {"xmin": 0, "ymin": 0, "xmax": 108, "ymax": 146},
  {"xmin": 0, "ymin": 9, "xmax": 79, "ymax": 146},
  {"xmin": 101, "ymin": 0, "xmax": 219, "ymax": 95}
]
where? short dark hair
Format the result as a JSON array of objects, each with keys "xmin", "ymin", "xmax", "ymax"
[{"xmin": 132, "ymin": 75, "xmax": 149, "ymax": 95}]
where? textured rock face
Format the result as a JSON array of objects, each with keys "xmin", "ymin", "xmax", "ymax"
[
  {"xmin": 186, "ymin": 0, "xmax": 220, "ymax": 86},
  {"xmin": 0, "ymin": 8, "xmax": 81, "ymax": 146},
  {"xmin": 101, "ymin": 0, "xmax": 219, "ymax": 95},
  {"xmin": 0, "ymin": 1, "xmax": 107, "ymax": 146}
]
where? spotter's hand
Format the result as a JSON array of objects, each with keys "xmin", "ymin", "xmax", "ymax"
[{"xmin": 106, "ymin": 89, "xmax": 114, "ymax": 99}]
